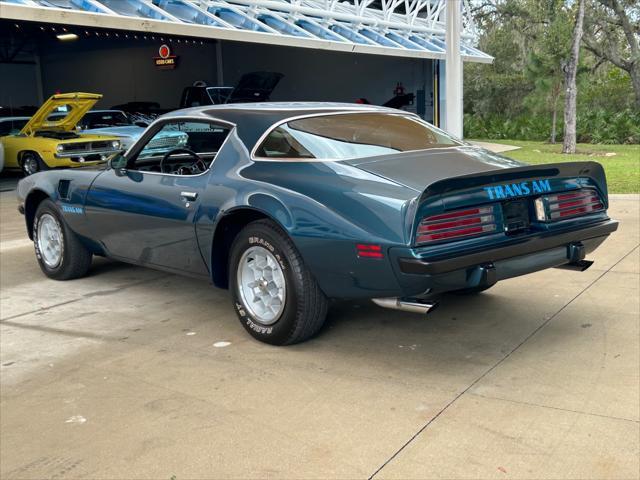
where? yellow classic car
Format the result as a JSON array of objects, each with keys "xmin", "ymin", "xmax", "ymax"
[{"xmin": 1, "ymin": 93, "xmax": 123, "ymax": 175}]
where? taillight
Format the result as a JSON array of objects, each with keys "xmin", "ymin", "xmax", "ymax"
[
  {"xmin": 417, "ymin": 205, "xmax": 499, "ymax": 244},
  {"xmin": 534, "ymin": 189, "xmax": 604, "ymax": 221}
]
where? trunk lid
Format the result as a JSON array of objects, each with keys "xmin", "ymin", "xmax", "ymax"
[
  {"xmin": 345, "ymin": 147, "xmax": 609, "ymax": 247},
  {"xmin": 345, "ymin": 146, "xmax": 524, "ymax": 192},
  {"xmin": 410, "ymin": 160, "xmax": 609, "ymax": 248}
]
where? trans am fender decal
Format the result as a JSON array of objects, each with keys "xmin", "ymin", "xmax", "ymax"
[{"xmin": 61, "ymin": 204, "xmax": 84, "ymax": 214}]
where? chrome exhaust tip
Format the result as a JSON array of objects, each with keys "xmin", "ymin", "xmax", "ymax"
[{"xmin": 372, "ymin": 297, "xmax": 438, "ymax": 315}]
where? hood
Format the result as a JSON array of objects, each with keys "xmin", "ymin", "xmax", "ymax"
[
  {"xmin": 227, "ymin": 72, "xmax": 284, "ymax": 103},
  {"xmin": 344, "ymin": 146, "xmax": 525, "ymax": 192},
  {"xmin": 21, "ymin": 93, "xmax": 102, "ymax": 135}
]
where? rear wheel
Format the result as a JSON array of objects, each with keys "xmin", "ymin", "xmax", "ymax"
[
  {"xmin": 21, "ymin": 152, "xmax": 45, "ymax": 176},
  {"xmin": 229, "ymin": 219, "xmax": 329, "ymax": 345},
  {"xmin": 33, "ymin": 199, "xmax": 93, "ymax": 280}
]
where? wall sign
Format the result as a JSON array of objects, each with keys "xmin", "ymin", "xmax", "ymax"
[{"xmin": 154, "ymin": 44, "xmax": 178, "ymax": 69}]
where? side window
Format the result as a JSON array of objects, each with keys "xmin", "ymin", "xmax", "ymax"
[
  {"xmin": 0, "ymin": 119, "xmax": 28, "ymax": 136},
  {"xmin": 131, "ymin": 121, "xmax": 230, "ymax": 174},
  {"xmin": 254, "ymin": 113, "xmax": 459, "ymax": 160},
  {"xmin": 257, "ymin": 126, "xmax": 314, "ymax": 158},
  {"xmin": 11, "ymin": 120, "xmax": 28, "ymax": 135}
]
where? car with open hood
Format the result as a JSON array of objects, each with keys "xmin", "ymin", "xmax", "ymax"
[
  {"xmin": 16, "ymin": 103, "xmax": 618, "ymax": 345},
  {"xmin": 179, "ymin": 72, "xmax": 283, "ymax": 108},
  {"xmin": 1, "ymin": 93, "xmax": 122, "ymax": 175}
]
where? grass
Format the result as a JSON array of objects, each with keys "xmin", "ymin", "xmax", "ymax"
[{"xmin": 471, "ymin": 139, "xmax": 640, "ymax": 194}]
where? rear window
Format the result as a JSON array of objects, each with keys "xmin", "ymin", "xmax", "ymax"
[{"xmin": 254, "ymin": 112, "xmax": 460, "ymax": 160}]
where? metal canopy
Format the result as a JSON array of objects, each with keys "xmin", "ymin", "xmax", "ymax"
[{"xmin": 0, "ymin": 0, "xmax": 493, "ymax": 63}]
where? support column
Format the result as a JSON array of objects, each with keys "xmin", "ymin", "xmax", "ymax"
[
  {"xmin": 445, "ymin": 0, "xmax": 463, "ymax": 138},
  {"xmin": 34, "ymin": 51, "xmax": 44, "ymax": 105},
  {"xmin": 216, "ymin": 40, "xmax": 224, "ymax": 86}
]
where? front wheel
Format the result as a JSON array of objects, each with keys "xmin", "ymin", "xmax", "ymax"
[
  {"xmin": 229, "ymin": 219, "xmax": 328, "ymax": 345},
  {"xmin": 33, "ymin": 199, "xmax": 93, "ymax": 280},
  {"xmin": 21, "ymin": 152, "xmax": 45, "ymax": 176}
]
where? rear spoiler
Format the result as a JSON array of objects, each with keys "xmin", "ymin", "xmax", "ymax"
[{"xmin": 420, "ymin": 161, "xmax": 608, "ymax": 199}]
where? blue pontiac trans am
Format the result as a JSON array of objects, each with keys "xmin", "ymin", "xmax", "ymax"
[{"xmin": 16, "ymin": 103, "xmax": 618, "ymax": 345}]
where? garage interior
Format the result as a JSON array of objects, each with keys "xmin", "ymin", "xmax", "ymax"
[
  {"xmin": 0, "ymin": 0, "xmax": 491, "ymax": 130},
  {"xmin": 1, "ymin": 21, "xmax": 437, "ymax": 121}
]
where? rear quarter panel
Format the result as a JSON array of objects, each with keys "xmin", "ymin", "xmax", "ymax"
[{"xmin": 198, "ymin": 132, "xmax": 420, "ymax": 298}]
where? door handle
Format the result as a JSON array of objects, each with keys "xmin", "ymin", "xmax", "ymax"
[{"xmin": 180, "ymin": 191, "xmax": 198, "ymax": 201}]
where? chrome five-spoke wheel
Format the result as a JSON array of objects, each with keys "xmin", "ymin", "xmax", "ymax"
[
  {"xmin": 22, "ymin": 153, "xmax": 41, "ymax": 176},
  {"xmin": 37, "ymin": 213, "xmax": 64, "ymax": 268},
  {"xmin": 236, "ymin": 245, "xmax": 286, "ymax": 325},
  {"xmin": 230, "ymin": 219, "xmax": 328, "ymax": 345},
  {"xmin": 33, "ymin": 199, "xmax": 92, "ymax": 280}
]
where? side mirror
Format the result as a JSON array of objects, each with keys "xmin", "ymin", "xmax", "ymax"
[{"xmin": 108, "ymin": 153, "xmax": 128, "ymax": 176}]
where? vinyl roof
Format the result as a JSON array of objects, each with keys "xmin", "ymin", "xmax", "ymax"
[{"xmin": 0, "ymin": 0, "xmax": 493, "ymax": 62}]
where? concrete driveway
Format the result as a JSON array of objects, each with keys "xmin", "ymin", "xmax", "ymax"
[{"xmin": 0, "ymin": 178, "xmax": 638, "ymax": 479}]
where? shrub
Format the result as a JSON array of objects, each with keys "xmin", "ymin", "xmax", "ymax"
[{"xmin": 464, "ymin": 108, "xmax": 639, "ymax": 144}]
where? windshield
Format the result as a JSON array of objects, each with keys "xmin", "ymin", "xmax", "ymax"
[
  {"xmin": 81, "ymin": 111, "xmax": 132, "ymax": 129},
  {"xmin": 254, "ymin": 112, "xmax": 461, "ymax": 160},
  {"xmin": 207, "ymin": 87, "xmax": 233, "ymax": 104}
]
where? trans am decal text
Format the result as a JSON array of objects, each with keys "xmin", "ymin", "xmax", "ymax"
[
  {"xmin": 61, "ymin": 204, "xmax": 83, "ymax": 214},
  {"xmin": 484, "ymin": 179, "xmax": 551, "ymax": 200}
]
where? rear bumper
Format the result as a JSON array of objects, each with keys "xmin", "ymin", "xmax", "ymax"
[
  {"xmin": 392, "ymin": 219, "xmax": 618, "ymax": 295},
  {"xmin": 399, "ymin": 220, "xmax": 618, "ymax": 275}
]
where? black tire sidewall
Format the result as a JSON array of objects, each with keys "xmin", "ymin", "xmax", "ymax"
[
  {"xmin": 21, "ymin": 152, "xmax": 42, "ymax": 176},
  {"xmin": 33, "ymin": 201, "xmax": 68, "ymax": 279},
  {"xmin": 229, "ymin": 224, "xmax": 301, "ymax": 345}
]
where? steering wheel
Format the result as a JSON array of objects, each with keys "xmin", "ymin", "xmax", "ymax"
[{"xmin": 159, "ymin": 148, "xmax": 206, "ymax": 174}]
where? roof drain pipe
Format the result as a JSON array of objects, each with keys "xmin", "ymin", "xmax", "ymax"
[{"xmin": 372, "ymin": 298, "xmax": 438, "ymax": 315}]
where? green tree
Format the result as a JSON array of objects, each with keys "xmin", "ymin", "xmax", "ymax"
[
  {"xmin": 464, "ymin": 0, "xmax": 637, "ymax": 144},
  {"xmin": 562, "ymin": 0, "xmax": 586, "ymax": 154},
  {"xmin": 524, "ymin": 1, "xmax": 572, "ymax": 143},
  {"xmin": 583, "ymin": 0, "xmax": 640, "ymax": 108}
]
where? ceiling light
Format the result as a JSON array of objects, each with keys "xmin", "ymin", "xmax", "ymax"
[{"xmin": 56, "ymin": 33, "xmax": 78, "ymax": 41}]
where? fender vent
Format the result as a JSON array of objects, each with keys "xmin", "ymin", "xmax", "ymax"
[{"xmin": 58, "ymin": 180, "xmax": 71, "ymax": 200}]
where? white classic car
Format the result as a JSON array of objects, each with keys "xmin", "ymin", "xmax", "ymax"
[
  {"xmin": 79, "ymin": 110, "xmax": 188, "ymax": 152},
  {"xmin": 0, "ymin": 116, "xmax": 30, "ymax": 174}
]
